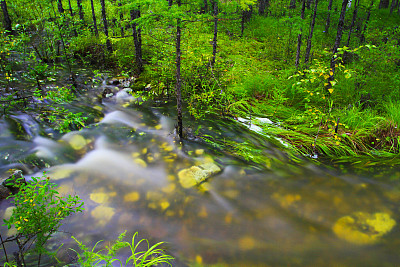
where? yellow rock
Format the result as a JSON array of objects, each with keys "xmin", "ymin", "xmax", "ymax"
[
  {"xmin": 333, "ymin": 212, "xmax": 396, "ymax": 245},
  {"xmin": 161, "ymin": 184, "xmax": 176, "ymax": 194},
  {"xmin": 68, "ymin": 135, "xmax": 87, "ymax": 150},
  {"xmin": 178, "ymin": 161, "xmax": 221, "ymax": 188},
  {"xmin": 91, "ymin": 206, "xmax": 115, "ymax": 227},
  {"xmin": 49, "ymin": 168, "xmax": 73, "ymax": 180},
  {"xmin": 238, "ymin": 236, "xmax": 256, "ymax": 251},
  {"xmin": 124, "ymin": 191, "xmax": 140, "ymax": 202},
  {"xmin": 195, "ymin": 149, "xmax": 204, "ymax": 156},
  {"xmin": 3, "ymin": 206, "xmax": 15, "ymax": 220},
  {"xmin": 160, "ymin": 200, "xmax": 170, "ymax": 211},
  {"xmin": 90, "ymin": 192, "xmax": 109, "ymax": 204},
  {"xmin": 134, "ymin": 158, "xmax": 147, "ymax": 168}
]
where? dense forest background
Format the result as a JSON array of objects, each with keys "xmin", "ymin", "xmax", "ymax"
[{"xmin": 1, "ymin": 0, "xmax": 400, "ymax": 159}]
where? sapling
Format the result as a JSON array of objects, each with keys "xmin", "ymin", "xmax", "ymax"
[{"xmin": 2, "ymin": 172, "xmax": 84, "ymax": 266}]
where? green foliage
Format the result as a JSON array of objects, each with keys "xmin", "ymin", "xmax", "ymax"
[
  {"xmin": 3, "ymin": 172, "xmax": 84, "ymax": 258},
  {"xmin": 71, "ymin": 231, "xmax": 174, "ymax": 267},
  {"xmin": 384, "ymin": 100, "xmax": 400, "ymax": 128}
]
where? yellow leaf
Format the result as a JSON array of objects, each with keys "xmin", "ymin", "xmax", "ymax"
[
  {"xmin": 329, "ymin": 71, "xmax": 334, "ymax": 76},
  {"xmin": 328, "ymin": 88, "xmax": 334, "ymax": 94}
]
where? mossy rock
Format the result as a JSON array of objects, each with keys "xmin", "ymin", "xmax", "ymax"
[
  {"xmin": 333, "ymin": 211, "xmax": 396, "ymax": 245},
  {"xmin": 178, "ymin": 161, "xmax": 221, "ymax": 189}
]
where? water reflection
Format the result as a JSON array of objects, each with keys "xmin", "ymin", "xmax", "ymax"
[{"xmin": 1, "ymin": 102, "xmax": 400, "ymax": 266}]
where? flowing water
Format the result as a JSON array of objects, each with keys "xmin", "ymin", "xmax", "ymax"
[{"xmin": 1, "ymin": 77, "xmax": 400, "ymax": 266}]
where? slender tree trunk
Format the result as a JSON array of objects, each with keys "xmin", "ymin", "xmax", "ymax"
[
  {"xmin": 131, "ymin": 8, "xmax": 143, "ymax": 73},
  {"xmin": 90, "ymin": 0, "xmax": 98, "ymax": 36},
  {"xmin": 360, "ymin": 0, "xmax": 373, "ymax": 43},
  {"xmin": 77, "ymin": 0, "xmax": 84, "ymax": 22},
  {"xmin": 390, "ymin": 0, "xmax": 397, "ymax": 13},
  {"xmin": 119, "ymin": 2, "xmax": 124, "ymax": 37},
  {"xmin": 0, "ymin": 0, "xmax": 12, "ymax": 34},
  {"xmin": 211, "ymin": 0, "xmax": 218, "ymax": 66},
  {"xmin": 325, "ymin": 0, "xmax": 333, "ymax": 34},
  {"xmin": 346, "ymin": 0, "xmax": 359, "ymax": 46},
  {"xmin": 328, "ymin": 0, "xmax": 349, "ymax": 87},
  {"xmin": 240, "ymin": 6, "xmax": 253, "ymax": 37},
  {"xmin": 57, "ymin": 0, "xmax": 64, "ymax": 14},
  {"xmin": 203, "ymin": 0, "xmax": 208, "ymax": 13},
  {"xmin": 68, "ymin": 0, "xmax": 73, "ymax": 16},
  {"xmin": 295, "ymin": 0, "xmax": 306, "ymax": 68},
  {"xmin": 304, "ymin": 0, "xmax": 319, "ymax": 64},
  {"xmin": 176, "ymin": 0, "xmax": 183, "ymax": 139},
  {"xmin": 259, "ymin": 0, "xmax": 266, "ymax": 15},
  {"xmin": 100, "ymin": 0, "xmax": 112, "ymax": 52},
  {"xmin": 379, "ymin": 0, "xmax": 390, "ymax": 8}
]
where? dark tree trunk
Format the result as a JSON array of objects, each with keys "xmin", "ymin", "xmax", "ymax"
[
  {"xmin": 1, "ymin": 0, "xmax": 12, "ymax": 34},
  {"xmin": 289, "ymin": 0, "xmax": 296, "ymax": 9},
  {"xmin": 77, "ymin": 0, "xmax": 84, "ymax": 22},
  {"xmin": 346, "ymin": 0, "xmax": 359, "ymax": 46},
  {"xmin": 295, "ymin": 0, "xmax": 306, "ymax": 68},
  {"xmin": 90, "ymin": 0, "xmax": 98, "ymax": 36},
  {"xmin": 360, "ymin": 0, "xmax": 373, "ymax": 43},
  {"xmin": 131, "ymin": 8, "xmax": 143, "ymax": 73},
  {"xmin": 68, "ymin": 0, "xmax": 74, "ymax": 16},
  {"xmin": 325, "ymin": 0, "xmax": 333, "ymax": 34},
  {"xmin": 379, "ymin": 0, "xmax": 390, "ymax": 8},
  {"xmin": 168, "ymin": 0, "xmax": 173, "ymax": 7},
  {"xmin": 240, "ymin": 6, "xmax": 253, "ymax": 37},
  {"xmin": 119, "ymin": 2, "xmax": 124, "ymax": 37},
  {"xmin": 390, "ymin": 0, "xmax": 397, "ymax": 13},
  {"xmin": 304, "ymin": 0, "xmax": 319, "ymax": 64},
  {"xmin": 328, "ymin": 0, "xmax": 349, "ymax": 87},
  {"xmin": 100, "ymin": 0, "xmax": 112, "ymax": 52},
  {"xmin": 176, "ymin": 0, "xmax": 183, "ymax": 139},
  {"xmin": 211, "ymin": 0, "xmax": 218, "ymax": 66},
  {"xmin": 259, "ymin": 0, "xmax": 266, "ymax": 15},
  {"xmin": 202, "ymin": 0, "xmax": 208, "ymax": 13},
  {"xmin": 57, "ymin": 0, "xmax": 64, "ymax": 14}
]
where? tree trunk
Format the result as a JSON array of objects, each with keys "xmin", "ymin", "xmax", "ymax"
[
  {"xmin": 119, "ymin": 2, "xmax": 124, "ymax": 37},
  {"xmin": 306, "ymin": 0, "xmax": 313, "ymax": 9},
  {"xmin": 68, "ymin": 0, "xmax": 74, "ymax": 16},
  {"xmin": 390, "ymin": 0, "xmax": 397, "ymax": 13},
  {"xmin": 259, "ymin": 0, "xmax": 266, "ymax": 15},
  {"xmin": 304, "ymin": 0, "xmax": 319, "ymax": 64},
  {"xmin": 131, "ymin": 8, "xmax": 143, "ymax": 73},
  {"xmin": 325, "ymin": 0, "xmax": 333, "ymax": 34},
  {"xmin": 176, "ymin": 0, "xmax": 183, "ymax": 139},
  {"xmin": 100, "ymin": 0, "xmax": 112, "ymax": 52},
  {"xmin": 295, "ymin": 0, "xmax": 306, "ymax": 68},
  {"xmin": 90, "ymin": 0, "xmax": 98, "ymax": 36},
  {"xmin": 203, "ymin": 0, "xmax": 208, "ymax": 13},
  {"xmin": 168, "ymin": 0, "xmax": 173, "ymax": 7},
  {"xmin": 211, "ymin": 0, "xmax": 218, "ymax": 66},
  {"xmin": 360, "ymin": 0, "xmax": 373, "ymax": 43},
  {"xmin": 328, "ymin": 0, "xmax": 349, "ymax": 87},
  {"xmin": 346, "ymin": 0, "xmax": 359, "ymax": 46},
  {"xmin": 57, "ymin": 0, "xmax": 64, "ymax": 14},
  {"xmin": 77, "ymin": 0, "xmax": 84, "ymax": 22},
  {"xmin": 379, "ymin": 0, "xmax": 390, "ymax": 8},
  {"xmin": 240, "ymin": 6, "xmax": 253, "ymax": 37},
  {"xmin": 0, "ymin": 0, "xmax": 12, "ymax": 34},
  {"xmin": 289, "ymin": 0, "xmax": 296, "ymax": 9}
]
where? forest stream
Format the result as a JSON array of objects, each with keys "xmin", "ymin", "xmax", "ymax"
[{"xmin": 1, "ymin": 76, "xmax": 400, "ymax": 267}]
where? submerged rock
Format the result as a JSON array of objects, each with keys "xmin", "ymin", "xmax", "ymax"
[
  {"xmin": 333, "ymin": 212, "xmax": 396, "ymax": 245},
  {"xmin": 178, "ymin": 160, "xmax": 221, "ymax": 188},
  {"xmin": 0, "ymin": 170, "xmax": 26, "ymax": 200}
]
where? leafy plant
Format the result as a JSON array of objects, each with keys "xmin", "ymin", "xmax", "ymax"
[
  {"xmin": 71, "ymin": 231, "xmax": 174, "ymax": 267},
  {"xmin": 2, "ymin": 172, "xmax": 84, "ymax": 265}
]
